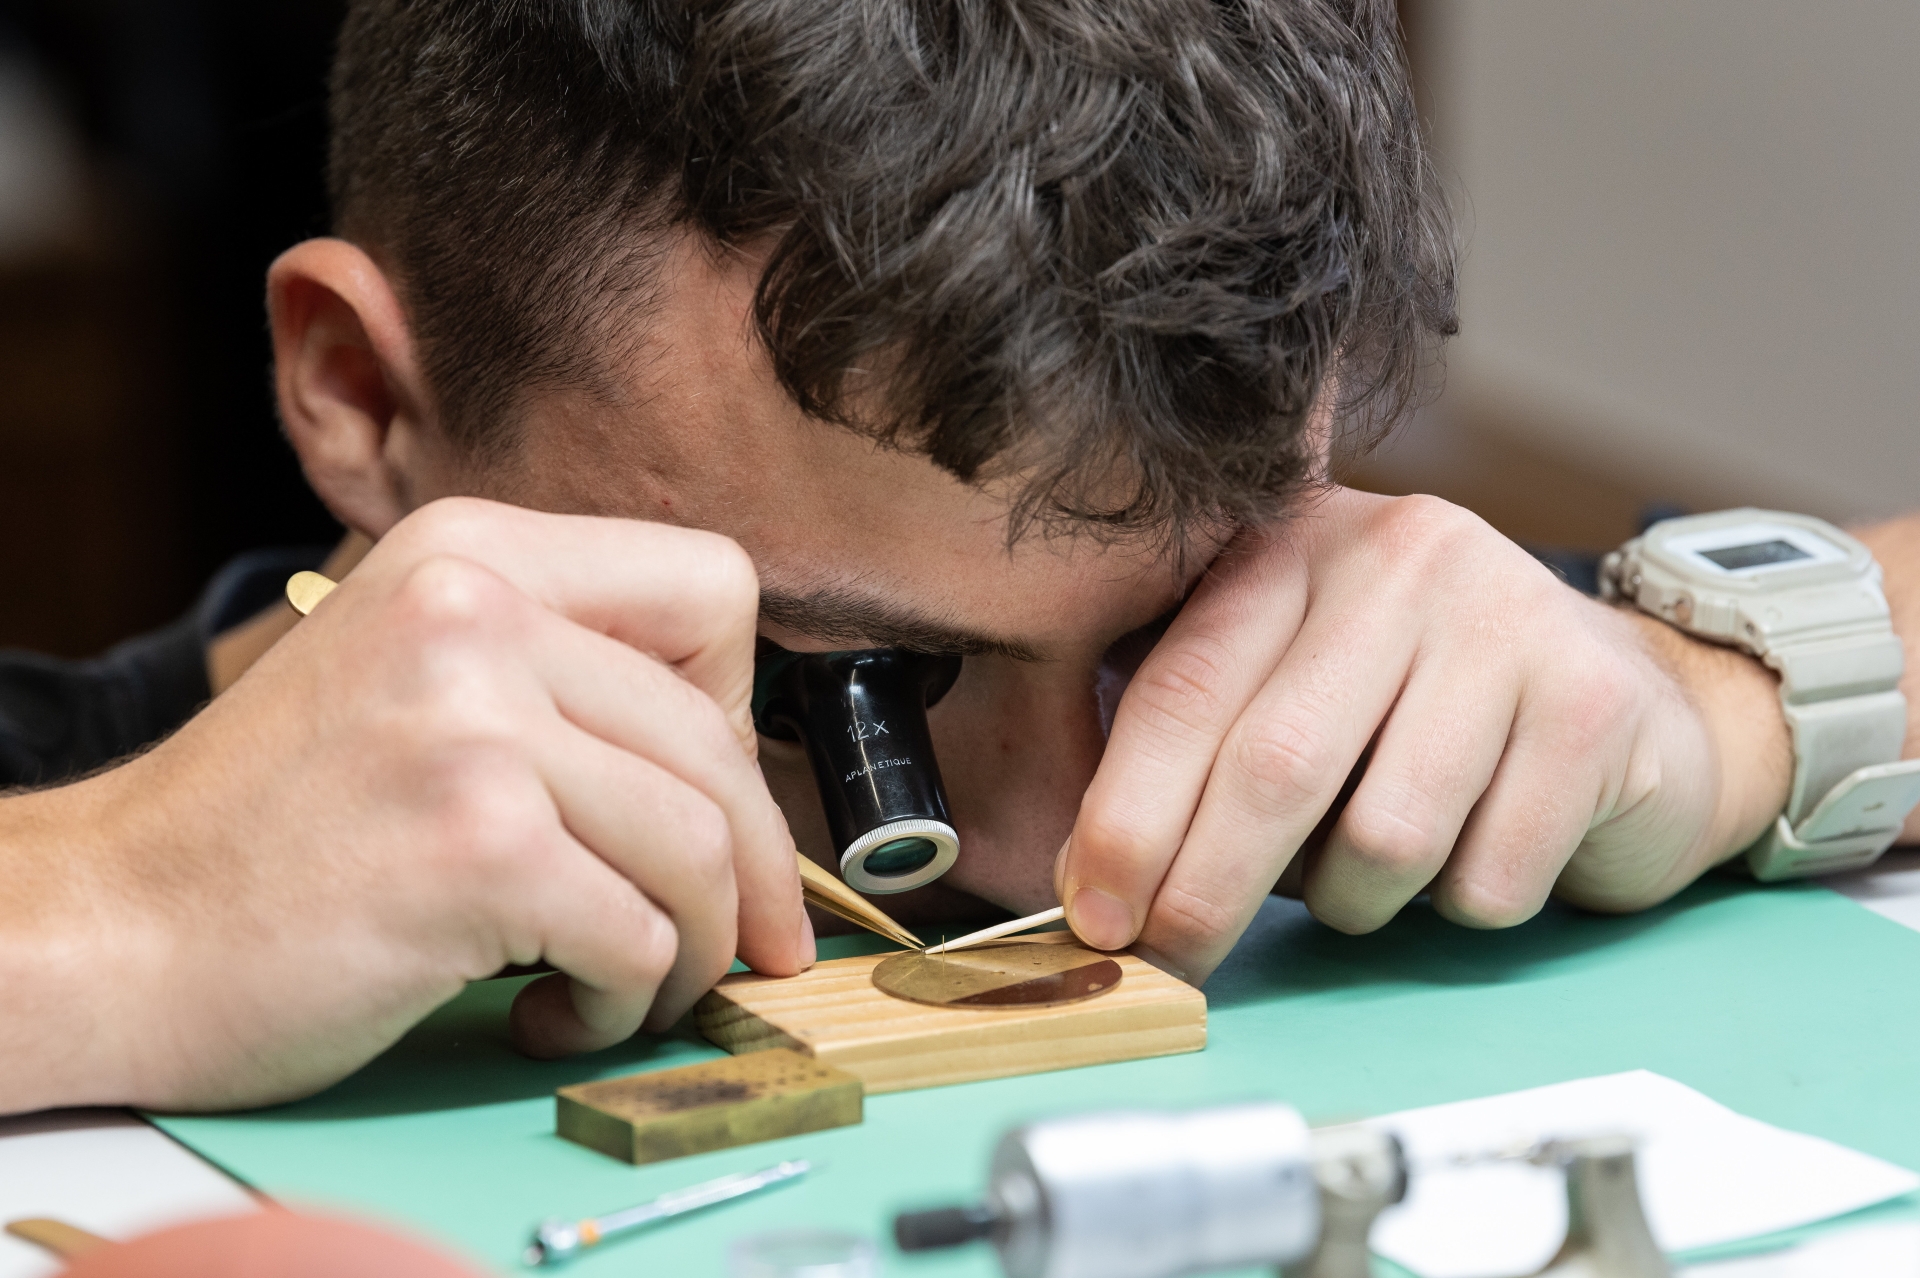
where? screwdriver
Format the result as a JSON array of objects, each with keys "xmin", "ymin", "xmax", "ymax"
[{"xmin": 523, "ymin": 1159, "xmax": 812, "ymax": 1267}]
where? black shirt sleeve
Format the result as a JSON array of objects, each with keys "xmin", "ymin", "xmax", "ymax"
[{"xmin": 0, "ymin": 546, "xmax": 331, "ymax": 789}]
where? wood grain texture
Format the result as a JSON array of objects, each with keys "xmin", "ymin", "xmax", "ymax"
[
  {"xmin": 694, "ymin": 932, "xmax": 1206, "ymax": 1094},
  {"xmin": 556, "ymin": 1049, "xmax": 862, "ymax": 1165}
]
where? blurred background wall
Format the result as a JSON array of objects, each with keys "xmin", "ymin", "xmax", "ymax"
[
  {"xmin": 0, "ymin": 1, "xmax": 342, "ymax": 656},
  {"xmin": 1354, "ymin": 0, "xmax": 1920, "ymax": 549},
  {"xmin": 0, "ymin": 2, "xmax": 1914, "ymax": 657}
]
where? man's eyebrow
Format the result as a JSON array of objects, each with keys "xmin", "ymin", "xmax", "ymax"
[{"xmin": 759, "ymin": 588, "xmax": 1046, "ymax": 662}]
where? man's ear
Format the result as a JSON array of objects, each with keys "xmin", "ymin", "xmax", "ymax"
[{"xmin": 267, "ymin": 239, "xmax": 439, "ymax": 538}]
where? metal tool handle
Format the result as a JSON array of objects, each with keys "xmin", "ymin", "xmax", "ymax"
[
  {"xmin": 1278, "ymin": 1125, "xmax": 1406, "ymax": 1278},
  {"xmin": 1531, "ymin": 1137, "xmax": 1670, "ymax": 1278}
]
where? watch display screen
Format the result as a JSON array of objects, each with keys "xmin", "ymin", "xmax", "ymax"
[{"xmin": 1699, "ymin": 539, "xmax": 1812, "ymax": 572}]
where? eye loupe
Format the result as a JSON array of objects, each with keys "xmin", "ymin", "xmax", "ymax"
[{"xmin": 753, "ymin": 646, "xmax": 962, "ymax": 894}]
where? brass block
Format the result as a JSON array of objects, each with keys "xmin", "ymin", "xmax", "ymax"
[{"xmin": 556, "ymin": 1049, "xmax": 863, "ymax": 1165}]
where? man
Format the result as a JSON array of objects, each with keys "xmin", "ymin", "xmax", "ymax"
[{"xmin": 2, "ymin": 0, "xmax": 1914, "ymax": 1117}]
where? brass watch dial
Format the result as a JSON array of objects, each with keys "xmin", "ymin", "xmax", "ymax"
[{"xmin": 871, "ymin": 940, "xmax": 1122, "ymax": 1009}]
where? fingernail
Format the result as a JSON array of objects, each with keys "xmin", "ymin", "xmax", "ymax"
[
  {"xmin": 1068, "ymin": 886, "xmax": 1135, "ymax": 952},
  {"xmin": 799, "ymin": 906, "xmax": 817, "ymax": 970}
]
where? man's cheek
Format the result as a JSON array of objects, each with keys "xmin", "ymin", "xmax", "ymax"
[{"xmin": 930, "ymin": 659, "xmax": 1109, "ymax": 914}]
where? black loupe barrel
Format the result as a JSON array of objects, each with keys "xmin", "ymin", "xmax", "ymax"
[{"xmin": 754, "ymin": 647, "xmax": 962, "ymax": 894}]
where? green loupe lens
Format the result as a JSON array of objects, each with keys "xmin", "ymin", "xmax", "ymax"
[{"xmin": 864, "ymin": 837, "xmax": 939, "ymax": 878}]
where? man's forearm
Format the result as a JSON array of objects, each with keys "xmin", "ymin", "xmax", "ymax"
[
  {"xmin": 0, "ymin": 778, "xmax": 144, "ymax": 1113},
  {"xmin": 1856, "ymin": 513, "xmax": 1920, "ymax": 843}
]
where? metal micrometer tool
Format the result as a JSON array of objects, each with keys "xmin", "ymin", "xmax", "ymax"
[{"xmin": 893, "ymin": 1103, "xmax": 1670, "ymax": 1278}]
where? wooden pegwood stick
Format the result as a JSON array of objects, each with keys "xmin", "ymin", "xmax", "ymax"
[
  {"xmin": 923, "ymin": 905, "xmax": 1068, "ymax": 955},
  {"xmin": 6, "ymin": 1218, "xmax": 111, "ymax": 1261},
  {"xmin": 285, "ymin": 570, "xmax": 338, "ymax": 616}
]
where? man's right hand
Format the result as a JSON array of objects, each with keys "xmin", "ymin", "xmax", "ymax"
[{"xmin": 0, "ymin": 498, "xmax": 810, "ymax": 1114}]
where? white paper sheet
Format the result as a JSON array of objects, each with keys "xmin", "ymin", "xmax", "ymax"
[
  {"xmin": 1368, "ymin": 1071, "xmax": 1920, "ymax": 1278},
  {"xmin": 1679, "ymin": 1222, "xmax": 1920, "ymax": 1277},
  {"xmin": 0, "ymin": 1109, "xmax": 256, "ymax": 1278},
  {"xmin": 1829, "ymin": 847, "xmax": 1920, "ymax": 934}
]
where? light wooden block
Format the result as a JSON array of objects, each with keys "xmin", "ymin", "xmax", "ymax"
[
  {"xmin": 556, "ymin": 1048, "xmax": 863, "ymax": 1165},
  {"xmin": 694, "ymin": 932, "xmax": 1206, "ymax": 1094}
]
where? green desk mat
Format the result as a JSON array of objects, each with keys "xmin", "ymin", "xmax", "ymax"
[{"xmin": 154, "ymin": 879, "xmax": 1920, "ymax": 1277}]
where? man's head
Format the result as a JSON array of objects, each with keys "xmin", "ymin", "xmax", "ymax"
[
  {"xmin": 269, "ymin": 0, "xmax": 1454, "ymax": 907},
  {"xmin": 302, "ymin": 0, "xmax": 1451, "ymax": 538}
]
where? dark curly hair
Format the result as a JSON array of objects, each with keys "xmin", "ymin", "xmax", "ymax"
[{"xmin": 328, "ymin": 0, "xmax": 1455, "ymax": 541}]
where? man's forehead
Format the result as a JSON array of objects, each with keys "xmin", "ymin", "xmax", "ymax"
[{"xmin": 758, "ymin": 580, "xmax": 1046, "ymax": 662}]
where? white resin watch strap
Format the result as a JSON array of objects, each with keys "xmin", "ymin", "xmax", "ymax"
[
  {"xmin": 1765, "ymin": 630, "xmax": 1907, "ymax": 825},
  {"xmin": 1758, "ymin": 617, "xmax": 1904, "ymax": 817},
  {"xmin": 1744, "ymin": 628, "xmax": 1918, "ymax": 879},
  {"xmin": 1779, "ymin": 692, "xmax": 1907, "ymax": 825},
  {"xmin": 1746, "ymin": 759, "xmax": 1920, "ymax": 881}
]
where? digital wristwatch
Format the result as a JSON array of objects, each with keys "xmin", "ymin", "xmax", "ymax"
[{"xmin": 1601, "ymin": 509, "xmax": 1920, "ymax": 879}]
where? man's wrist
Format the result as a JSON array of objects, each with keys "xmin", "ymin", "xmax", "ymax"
[
  {"xmin": 1624, "ymin": 610, "xmax": 1794, "ymax": 869},
  {"xmin": 0, "ymin": 772, "xmax": 170, "ymax": 1112}
]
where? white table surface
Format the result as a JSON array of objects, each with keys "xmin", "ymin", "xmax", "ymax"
[
  {"xmin": 0, "ymin": 1109, "xmax": 256, "ymax": 1277},
  {"xmin": 6, "ymin": 857, "xmax": 1920, "ymax": 1275},
  {"xmin": 1825, "ymin": 847, "xmax": 1920, "ymax": 932}
]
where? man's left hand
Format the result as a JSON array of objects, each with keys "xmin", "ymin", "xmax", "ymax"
[{"xmin": 1057, "ymin": 487, "xmax": 1794, "ymax": 982}]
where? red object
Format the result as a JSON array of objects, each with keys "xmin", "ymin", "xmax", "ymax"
[{"xmin": 62, "ymin": 1209, "xmax": 487, "ymax": 1278}]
